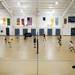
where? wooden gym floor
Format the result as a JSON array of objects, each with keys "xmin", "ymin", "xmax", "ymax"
[{"xmin": 0, "ymin": 36, "xmax": 75, "ymax": 75}]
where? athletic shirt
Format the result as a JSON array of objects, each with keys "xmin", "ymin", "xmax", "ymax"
[
  {"xmin": 69, "ymin": 42, "xmax": 73, "ymax": 47},
  {"xmin": 34, "ymin": 38, "xmax": 36, "ymax": 43}
]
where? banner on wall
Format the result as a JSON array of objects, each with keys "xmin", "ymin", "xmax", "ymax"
[
  {"xmin": 7, "ymin": 18, "xmax": 10, "ymax": 26},
  {"xmin": 0, "ymin": 17, "xmax": 10, "ymax": 26},
  {"xmin": 27, "ymin": 17, "xmax": 32, "ymax": 25},
  {"xmin": 55, "ymin": 17, "xmax": 59, "ymax": 25},
  {"xmin": 64, "ymin": 18, "xmax": 67, "ymax": 24},
  {"xmin": 3, "ymin": 17, "xmax": 6, "ymax": 25},
  {"xmin": 43, "ymin": 17, "xmax": 46, "ymax": 21},
  {"xmin": 50, "ymin": 16, "xmax": 55, "ymax": 28},
  {"xmin": 17, "ymin": 18, "xmax": 20, "ymax": 25},
  {"xmin": 21, "ymin": 18, "xmax": 25, "ymax": 26}
]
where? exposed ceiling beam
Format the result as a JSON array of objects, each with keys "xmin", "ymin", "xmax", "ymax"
[
  {"xmin": 62, "ymin": 0, "xmax": 74, "ymax": 16},
  {"xmin": 1, "ymin": 0, "xmax": 13, "ymax": 16}
]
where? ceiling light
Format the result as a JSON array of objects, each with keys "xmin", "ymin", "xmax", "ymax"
[
  {"xmin": 17, "ymin": 2, "xmax": 20, "ymax": 6},
  {"xmin": 55, "ymin": 1, "xmax": 58, "ymax": 5}
]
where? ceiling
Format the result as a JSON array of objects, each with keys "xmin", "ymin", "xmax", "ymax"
[{"xmin": 0, "ymin": 0, "xmax": 75, "ymax": 16}]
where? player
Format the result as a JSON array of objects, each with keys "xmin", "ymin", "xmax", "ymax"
[
  {"xmin": 58, "ymin": 35, "xmax": 62, "ymax": 46},
  {"xmin": 43, "ymin": 33, "xmax": 46, "ymax": 40},
  {"xmin": 69, "ymin": 41, "xmax": 75, "ymax": 51},
  {"xmin": 33, "ymin": 36, "xmax": 36, "ymax": 48}
]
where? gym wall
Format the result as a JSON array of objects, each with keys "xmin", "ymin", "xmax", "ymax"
[{"xmin": 0, "ymin": 9, "xmax": 75, "ymax": 36}]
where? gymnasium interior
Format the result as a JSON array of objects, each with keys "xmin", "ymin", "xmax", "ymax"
[{"xmin": 0, "ymin": 0, "xmax": 75, "ymax": 75}]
